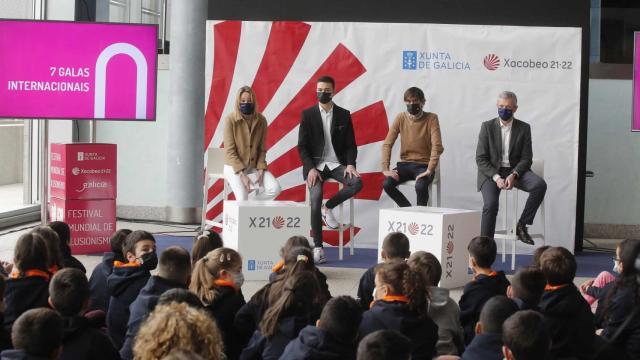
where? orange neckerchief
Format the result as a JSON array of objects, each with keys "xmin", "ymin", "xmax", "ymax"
[
  {"xmin": 9, "ymin": 269, "xmax": 50, "ymax": 281},
  {"xmin": 272, "ymin": 260, "xmax": 285, "ymax": 273},
  {"xmin": 113, "ymin": 260, "xmax": 141, "ymax": 268},
  {"xmin": 214, "ymin": 279, "xmax": 238, "ymax": 291},
  {"xmin": 49, "ymin": 265, "xmax": 59, "ymax": 274},
  {"xmin": 370, "ymin": 294, "xmax": 410, "ymax": 309},
  {"xmin": 473, "ymin": 270, "xmax": 497, "ymax": 280},
  {"xmin": 545, "ymin": 283, "xmax": 570, "ymax": 292}
]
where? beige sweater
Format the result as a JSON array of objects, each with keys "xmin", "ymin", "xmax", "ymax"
[{"xmin": 381, "ymin": 112, "xmax": 444, "ymax": 172}]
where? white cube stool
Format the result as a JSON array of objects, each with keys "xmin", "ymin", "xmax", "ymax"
[
  {"xmin": 201, "ymin": 148, "xmax": 229, "ymax": 230},
  {"xmin": 397, "ymin": 166, "xmax": 442, "ymax": 207},
  {"xmin": 493, "ymin": 159, "xmax": 546, "ymax": 270},
  {"xmin": 305, "ymin": 178, "xmax": 355, "ymax": 261}
]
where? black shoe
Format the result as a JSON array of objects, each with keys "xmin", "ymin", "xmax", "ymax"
[{"xmin": 516, "ymin": 223, "xmax": 535, "ymax": 245}]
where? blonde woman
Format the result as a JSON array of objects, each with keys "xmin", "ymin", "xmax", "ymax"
[
  {"xmin": 223, "ymin": 86, "xmax": 281, "ymax": 200},
  {"xmin": 133, "ymin": 302, "xmax": 225, "ymax": 360}
]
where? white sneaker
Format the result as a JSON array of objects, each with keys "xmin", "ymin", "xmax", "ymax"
[
  {"xmin": 313, "ymin": 247, "xmax": 327, "ymax": 264},
  {"xmin": 322, "ymin": 206, "xmax": 339, "ymax": 229}
]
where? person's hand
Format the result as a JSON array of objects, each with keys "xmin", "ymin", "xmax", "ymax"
[
  {"xmin": 416, "ymin": 169, "xmax": 432, "ymax": 181},
  {"xmin": 239, "ymin": 172, "xmax": 253, "ymax": 192},
  {"xmin": 505, "ymin": 173, "xmax": 517, "ymax": 190},
  {"xmin": 383, "ymin": 170, "xmax": 399, "ymax": 181},
  {"xmin": 307, "ymin": 169, "xmax": 323, "ymax": 188},
  {"xmin": 580, "ymin": 279, "xmax": 594, "ymax": 294},
  {"xmin": 256, "ymin": 169, "xmax": 265, "ymax": 187},
  {"xmin": 344, "ymin": 165, "xmax": 360, "ymax": 179},
  {"xmin": 496, "ymin": 177, "xmax": 506, "ymax": 189}
]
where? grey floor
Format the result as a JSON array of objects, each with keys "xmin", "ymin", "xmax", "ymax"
[{"xmin": 0, "ymin": 220, "xmax": 613, "ymax": 301}]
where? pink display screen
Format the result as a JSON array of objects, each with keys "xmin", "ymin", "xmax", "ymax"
[{"xmin": 0, "ymin": 20, "xmax": 157, "ymax": 121}]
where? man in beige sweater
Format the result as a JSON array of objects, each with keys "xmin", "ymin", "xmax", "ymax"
[{"xmin": 381, "ymin": 87, "xmax": 444, "ymax": 207}]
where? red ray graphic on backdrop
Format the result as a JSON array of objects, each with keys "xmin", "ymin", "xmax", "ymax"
[{"xmin": 204, "ymin": 21, "xmax": 388, "ymax": 245}]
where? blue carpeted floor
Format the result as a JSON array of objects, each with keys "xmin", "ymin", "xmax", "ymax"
[{"xmin": 152, "ymin": 235, "xmax": 610, "ymax": 278}]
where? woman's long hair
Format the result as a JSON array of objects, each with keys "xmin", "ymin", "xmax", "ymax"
[{"xmin": 189, "ymin": 248, "xmax": 241, "ymax": 305}]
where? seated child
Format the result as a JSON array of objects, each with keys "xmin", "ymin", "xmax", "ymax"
[
  {"xmin": 106, "ymin": 230, "xmax": 157, "ymax": 349},
  {"xmin": 458, "ymin": 236, "xmax": 509, "ymax": 345},
  {"xmin": 280, "ymin": 296, "xmax": 362, "ymax": 360},
  {"xmin": 501, "ymin": 310, "xmax": 550, "ymax": 360},
  {"xmin": 358, "ymin": 232, "xmax": 410, "ymax": 310},
  {"xmin": 48, "ymin": 268, "xmax": 119, "ymax": 359},
  {"xmin": 0, "ymin": 308, "xmax": 63, "ymax": 360},
  {"xmin": 358, "ymin": 261, "xmax": 438, "ymax": 360},
  {"xmin": 507, "ymin": 267, "xmax": 545, "ymax": 311},
  {"xmin": 88, "ymin": 229, "xmax": 131, "ymax": 312},
  {"xmin": 461, "ymin": 295, "xmax": 518, "ymax": 360},
  {"xmin": 356, "ymin": 330, "xmax": 411, "ymax": 360},
  {"xmin": 48, "ymin": 221, "xmax": 86, "ymax": 273},
  {"xmin": 191, "ymin": 230, "xmax": 223, "ymax": 266},
  {"xmin": 409, "ymin": 251, "xmax": 464, "ymax": 356}
]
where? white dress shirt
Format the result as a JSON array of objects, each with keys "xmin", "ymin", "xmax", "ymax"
[
  {"xmin": 493, "ymin": 119, "xmax": 512, "ymax": 181},
  {"xmin": 316, "ymin": 104, "xmax": 341, "ymax": 171}
]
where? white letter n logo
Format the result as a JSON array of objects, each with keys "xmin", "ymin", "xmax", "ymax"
[{"xmin": 94, "ymin": 43, "xmax": 148, "ymax": 119}]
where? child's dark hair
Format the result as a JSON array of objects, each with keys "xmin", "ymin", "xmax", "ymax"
[
  {"xmin": 110, "ymin": 229, "xmax": 132, "ymax": 257},
  {"xmin": 12, "ymin": 308, "xmax": 63, "ymax": 357},
  {"xmin": 14, "ymin": 232, "xmax": 49, "ymax": 273},
  {"xmin": 158, "ymin": 288, "xmax": 204, "ymax": 309},
  {"xmin": 604, "ymin": 239, "xmax": 640, "ymax": 319},
  {"xmin": 32, "ymin": 226, "xmax": 64, "ymax": 269},
  {"xmin": 158, "ymin": 246, "xmax": 192, "ymax": 285},
  {"xmin": 467, "ymin": 236, "xmax": 497, "ymax": 269},
  {"xmin": 279, "ymin": 236, "xmax": 311, "ymax": 258},
  {"xmin": 49, "ymin": 268, "xmax": 90, "ymax": 316},
  {"xmin": 502, "ymin": 310, "xmax": 550, "ymax": 360},
  {"xmin": 382, "ymin": 232, "xmax": 410, "ymax": 259},
  {"xmin": 375, "ymin": 261, "xmax": 429, "ymax": 318},
  {"xmin": 532, "ymin": 245, "xmax": 550, "ymax": 269},
  {"xmin": 357, "ymin": 329, "xmax": 411, "ymax": 360},
  {"xmin": 48, "ymin": 221, "xmax": 70, "ymax": 245},
  {"xmin": 479, "ymin": 295, "xmax": 519, "ymax": 334},
  {"xmin": 122, "ymin": 230, "xmax": 156, "ymax": 257},
  {"xmin": 192, "ymin": 230, "xmax": 223, "ymax": 265},
  {"xmin": 189, "ymin": 248, "xmax": 241, "ymax": 304},
  {"xmin": 260, "ymin": 271, "xmax": 320, "ymax": 339},
  {"xmin": 318, "ymin": 296, "xmax": 362, "ymax": 342},
  {"xmin": 408, "ymin": 251, "xmax": 442, "ymax": 286},
  {"xmin": 539, "ymin": 246, "xmax": 576, "ymax": 285},
  {"xmin": 317, "ymin": 75, "xmax": 335, "ymax": 90},
  {"xmin": 511, "ymin": 267, "xmax": 546, "ymax": 305}
]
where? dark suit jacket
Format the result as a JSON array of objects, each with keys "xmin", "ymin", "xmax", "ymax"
[
  {"xmin": 475, "ymin": 117, "xmax": 532, "ymax": 191},
  {"xmin": 297, "ymin": 104, "xmax": 357, "ymax": 179}
]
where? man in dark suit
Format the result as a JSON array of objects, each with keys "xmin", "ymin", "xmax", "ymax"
[
  {"xmin": 297, "ymin": 75, "xmax": 362, "ymax": 263},
  {"xmin": 475, "ymin": 91, "xmax": 546, "ymax": 245}
]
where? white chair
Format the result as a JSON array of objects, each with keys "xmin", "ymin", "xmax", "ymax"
[
  {"xmin": 397, "ymin": 166, "xmax": 442, "ymax": 207},
  {"xmin": 305, "ymin": 178, "xmax": 355, "ymax": 261},
  {"xmin": 201, "ymin": 148, "xmax": 228, "ymax": 230},
  {"xmin": 493, "ymin": 159, "xmax": 546, "ymax": 270}
]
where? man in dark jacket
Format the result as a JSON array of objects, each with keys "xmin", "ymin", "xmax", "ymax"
[
  {"xmin": 120, "ymin": 246, "xmax": 191, "ymax": 360},
  {"xmin": 475, "ymin": 91, "xmax": 546, "ymax": 244},
  {"xmin": 297, "ymin": 75, "xmax": 362, "ymax": 264},
  {"xmin": 280, "ymin": 296, "xmax": 362, "ymax": 360},
  {"xmin": 48, "ymin": 268, "xmax": 120, "ymax": 360}
]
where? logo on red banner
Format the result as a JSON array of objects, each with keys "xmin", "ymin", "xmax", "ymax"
[{"xmin": 483, "ymin": 53, "xmax": 501, "ymax": 71}]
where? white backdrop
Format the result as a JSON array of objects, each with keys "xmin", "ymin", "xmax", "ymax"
[{"xmin": 204, "ymin": 21, "xmax": 582, "ymax": 252}]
